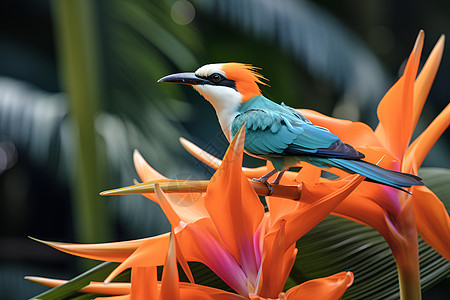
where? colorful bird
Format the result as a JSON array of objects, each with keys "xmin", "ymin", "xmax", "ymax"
[{"xmin": 158, "ymin": 63, "xmax": 423, "ymax": 194}]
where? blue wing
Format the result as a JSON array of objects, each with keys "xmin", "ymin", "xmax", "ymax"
[
  {"xmin": 230, "ymin": 96, "xmax": 363, "ymax": 160},
  {"xmin": 229, "ymin": 96, "xmax": 423, "ymax": 190}
]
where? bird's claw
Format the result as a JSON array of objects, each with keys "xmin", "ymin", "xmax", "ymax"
[{"xmin": 252, "ymin": 178, "xmax": 274, "ymax": 196}]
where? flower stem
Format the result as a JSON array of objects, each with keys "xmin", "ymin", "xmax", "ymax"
[
  {"xmin": 388, "ymin": 197, "xmax": 422, "ymax": 300},
  {"xmin": 100, "ymin": 180, "xmax": 302, "ymax": 200},
  {"xmin": 398, "ymin": 258, "xmax": 421, "ymax": 300}
]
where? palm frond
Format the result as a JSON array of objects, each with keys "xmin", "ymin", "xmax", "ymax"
[
  {"xmin": 195, "ymin": 0, "xmax": 389, "ymax": 121},
  {"xmin": 0, "ymin": 77, "xmax": 173, "ymax": 236},
  {"xmin": 0, "ymin": 78, "xmax": 67, "ymax": 175}
]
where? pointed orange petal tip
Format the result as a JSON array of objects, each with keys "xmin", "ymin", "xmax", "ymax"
[
  {"xmin": 160, "ymin": 232, "xmax": 180, "ymax": 300},
  {"xmin": 236, "ymin": 122, "xmax": 247, "ymax": 137},
  {"xmin": 285, "ymin": 271, "xmax": 354, "ymax": 299},
  {"xmin": 180, "ymin": 136, "xmax": 264, "ymax": 177},
  {"xmin": 234, "ymin": 124, "xmax": 246, "ymax": 153},
  {"xmin": 28, "ymin": 236, "xmax": 63, "ymax": 248},
  {"xmin": 436, "ymin": 34, "xmax": 445, "ymax": 50},
  {"xmin": 133, "ymin": 149, "xmax": 145, "ymax": 172},
  {"xmin": 24, "ymin": 276, "xmax": 65, "ymax": 287},
  {"xmin": 344, "ymin": 271, "xmax": 354, "ymax": 287},
  {"xmin": 154, "ymin": 183, "xmax": 181, "ymax": 227},
  {"xmin": 179, "ymin": 137, "xmax": 222, "ymax": 170},
  {"xmin": 413, "ymin": 30, "xmax": 425, "ymax": 59},
  {"xmin": 412, "ymin": 33, "xmax": 445, "ymax": 131}
]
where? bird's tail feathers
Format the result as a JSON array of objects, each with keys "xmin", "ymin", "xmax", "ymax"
[{"xmin": 328, "ymin": 158, "xmax": 423, "ymax": 192}]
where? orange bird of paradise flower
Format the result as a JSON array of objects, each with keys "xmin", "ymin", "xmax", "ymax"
[
  {"xmin": 28, "ymin": 126, "xmax": 364, "ymax": 299},
  {"xmin": 180, "ymin": 30, "xmax": 449, "ymax": 300}
]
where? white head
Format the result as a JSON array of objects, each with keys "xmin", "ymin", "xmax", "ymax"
[{"xmin": 158, "ymin": 62, "xmax": 267, "ymax": 139}]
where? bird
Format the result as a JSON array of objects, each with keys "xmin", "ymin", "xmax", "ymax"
[{"xmin": 158, "ymin": 63, "xmax": 423, "ymax": 194}]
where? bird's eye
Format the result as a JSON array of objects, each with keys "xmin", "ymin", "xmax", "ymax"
[{"xmin": 210, "ymin": 73, "xmax": 223, "ymax": 83}]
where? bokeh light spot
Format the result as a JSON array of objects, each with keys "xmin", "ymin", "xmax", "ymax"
[
  {"xmin": 171, "ymin": 0, "xmax": 196, "ymax": 25},
  {"xmin": 0, "ymin": 139, "xmax": 18, "ymax": 173}
]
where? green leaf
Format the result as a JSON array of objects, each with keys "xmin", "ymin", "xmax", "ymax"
[
  {"xmin": 287, "ymin": 167, "xmax": 450, "ymax": 299},
  {"xmin": 30, "ymin": 262, "xmax": 119, "ymax": 300}
]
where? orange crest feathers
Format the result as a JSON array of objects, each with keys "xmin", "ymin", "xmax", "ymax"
[{"xmin": 221, "ymin": 63, "xmax": 268, "ymax": 101}]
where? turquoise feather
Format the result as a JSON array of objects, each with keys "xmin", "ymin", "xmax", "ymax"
[{"xmin": 230, "ymin": 95, "xmax": 423, "ymax": 190}]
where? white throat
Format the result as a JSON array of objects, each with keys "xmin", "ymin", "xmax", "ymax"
[{"xmin": 193, "ymin": 85, "xmax": 242, "ymax": 141}]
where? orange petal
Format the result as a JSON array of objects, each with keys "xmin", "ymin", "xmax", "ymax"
[
  {"xmin": 258, "ymin": 221, "xmax": 296, "ymax": 298},
  {"xmin": 29, "ymin": 235, "xmax": 166, "ymax": 262},
  {"xmin": 281, "ymin": 245, "xmax": 299, "ymax": 292},
  {"xmin": 160, "ymin": 233, "xmax": 180, "ymax": 300},
  {"xmin": 295, "ymin": 163, "xmax": 321, "ymax": 184},
  {"xmin": 375, "ymin": 31, "xmax": 423, "ymax": 160},
  {"xmin": 179, "ymin": 137, "xmax": 222, "ymax": 170},
  {"xmin": 173, "ymin": 228, "xmax": 195, "ymax": 284},
  {"xmin": 333, "ymin": 193, "xmax": 392, "ymax": 238},
  {"xmin": 132, "ymin": 150, "xmax": 168, "ymax": 205},
  {"xmin": 178, "ymin": 219, "xmax": 249, "ymax": 296},
  {"xmin": 276, "ymin": 174, "xmax": 364, "ymax": 251},
  {"xmin": 253, "ymin": 214, "xmax": 271, "ymax": 266},
  {"xmin": 25, "ymin": 277, "xmax": 130, "ymax": 295},
  {"xmin": 298, "ymin": 109, "xmax": 383, "ymax": 148},
  {"xmin": 204, "ymin": 125, "xmax": 264, "ymax": 283},
  {"xmin": 134, "ymin": 149, "xmax": 167, "ymax": 182},
  {"xmin": 178, "ymin": 282, "xmax": 247, "ymax": 300},
  {"xmin": 26, "ymin": 275, "xmax": 246, "ymax": 299},
  {"xmin": 349, "ymin": 182, "xmax": 400, "ymax": 217},
  {"xmin": 285, "ymin": 272, "xmax": 354, "ymax": 300},
  {"xmin": 405, "ymin": 103, "xmax": 450, "ymax": 172},
  {"xmin": 267, "ymin": 196, "xmax": 302, "ymax": 228},
  {"xmin": 258, "ymin": 220, "xmax": 285, "ymax": 297},
  {"xmin": 133, "ymin": 150, "xmax": 208, "ymax": 223},
  {"xmin": 95, "ymin": 296, "xmax": 130, "ymax": 300},
  {"xmin": 154, "ymin": 183, "xmax": 182, "ymax": 228},
  {"xmin": 356, "ymin": 146, "xmax": 401, "ymax": 171},
  {"xmin": 179, "ymin": 136, "xmax": 269, "ymax": 178},
  {"xmin": 133, "ymin": 150, "xmax": 200, "ymax": 212},
  {"xmin": 156, "ymin": 189, "xmax": 207, "ymax": 225},
  {"xmin": 413, "ymin": 185, "xmax": 450, "ymax": 260},
  {"xmin": 412, "ymin": 35, "xmax": 445, "ymax": 130},
  {"xmin": 130, "ymin": 267, "xmax": 157, "ymax": 300},
  {"xmin": 105, "ymin": 236, "xmax": 171, "ymax": 284}
]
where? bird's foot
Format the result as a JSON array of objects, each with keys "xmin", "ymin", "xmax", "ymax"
[
  {"xmin": 270, "ymin": 170, "xmax": 286, "ymax": 185},
  {"xmin": 252, "ymin": 177, "xmax": 274, "ymax": 196}
]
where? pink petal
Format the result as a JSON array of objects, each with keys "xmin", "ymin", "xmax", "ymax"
[{"xmin": 204, "ymin": 126, "xmax": 264, "ymax": 284}]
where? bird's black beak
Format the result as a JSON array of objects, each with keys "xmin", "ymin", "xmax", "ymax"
[{"xmin": 157, "ymin": 72, "xmax": 209, "ymax": 85}]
